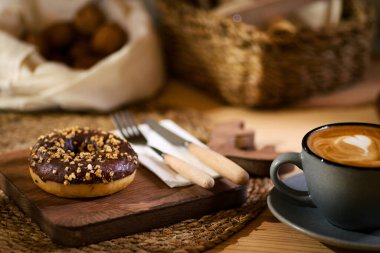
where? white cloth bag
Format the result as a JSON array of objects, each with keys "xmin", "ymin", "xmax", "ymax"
[{"xmin": 0, "ymin": 0, "xmax": 164, "ymax": 111}]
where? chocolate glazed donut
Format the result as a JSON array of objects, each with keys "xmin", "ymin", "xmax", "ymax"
[{"xmin": 28, "ymin": 127, "xmax": 138, "ymax": 198}]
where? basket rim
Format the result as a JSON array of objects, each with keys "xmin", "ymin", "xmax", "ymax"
[{"xmin": 157, "ymin": 0, "xmax": 376, "ymax": 42}]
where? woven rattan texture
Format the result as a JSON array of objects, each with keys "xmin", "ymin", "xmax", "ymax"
[
  {"xmin": 0, "ymin": 110, "xmax": 272, "ymax": 252},
  {"xmin": 157, "ymin": 0, "xmax": 376, "ymax": 107}
]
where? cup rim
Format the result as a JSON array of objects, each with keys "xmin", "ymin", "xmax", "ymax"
[{"xmin": 302, "ymin": 122, "xmax": 380, "ymax": 170}]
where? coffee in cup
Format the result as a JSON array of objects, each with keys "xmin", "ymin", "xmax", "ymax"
[
  {"xmin": 307, "ymin": 125, "xmax": 380, "ymax": 168},
  {"xmin": 270, "ymin": 122, "xmax": 380, "ymax": 231}
]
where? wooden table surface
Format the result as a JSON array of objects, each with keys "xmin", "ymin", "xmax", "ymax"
[{"xmin": 154, "ymin": 71, "xmax": 379, "ymax": 253}]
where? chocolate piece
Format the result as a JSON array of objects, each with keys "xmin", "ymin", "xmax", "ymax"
[
  {"xmin": 207, "ymin": 121, "xmax": 293, "ymax": 176},
  {"xmin": 29, "ymin": 127, "xmax": 138, "ymax": 185},
  {"xmin": 234, "ymin": 131, "xmax": 255, "ymax": 150}
]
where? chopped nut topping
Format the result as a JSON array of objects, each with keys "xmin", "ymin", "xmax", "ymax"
[
  {"xmin": 87, "ymin": 144, "xmax": 95, "ymax": 152},
  {"xmin": 68, "ymin": 173, "xmax": 76, "ymax": 181},
  {"xmin": 109, "ymin": 137, "xmax": 121, "ymax": 146},
  {"xmin": 97, "ymin": 139, "xmax": 104, "ymax": 147},
  {"xmin": 64, "ymin": 180, "xmax": 69, "ymax": 185},
  {"xmin": 85, "ymin": 172, "xmax": 91, "ymax": 181},
  {"xmin": 38, "ymin": 146, "xmax": 46, "ymax": 153},
  {"xmin": 87, "ymin": 164, "xmax": 93, "ymax": 170},
  {"xmin": 104, "ymin": 145, "xmax": 112, "ymax": 153},
  {"xmin": 95, "ymin": 168, "xmax": 102, "ymax": 178}
]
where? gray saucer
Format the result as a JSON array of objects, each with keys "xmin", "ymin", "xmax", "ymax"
[{"xmin": 267, "ymin": 173, "xmax": 380, "ymax": 251}]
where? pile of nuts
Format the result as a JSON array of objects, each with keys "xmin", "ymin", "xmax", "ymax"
[{"xmin": 23, "ymin": 2, "xmax": 128, "ymax": 69}]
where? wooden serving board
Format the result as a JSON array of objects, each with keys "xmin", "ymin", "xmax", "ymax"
[{"xmin": 0, "ymin": 150, "xmax": 247, "ymax": 247}]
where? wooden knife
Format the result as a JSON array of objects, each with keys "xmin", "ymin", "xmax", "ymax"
[{"xmin": 145, "ymin": 119, "xmax": 249, "ymax": 185}]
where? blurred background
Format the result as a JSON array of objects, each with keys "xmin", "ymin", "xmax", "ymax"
[{"xmin": 0, "ymin": 0, "xmax": 378, "ymax": 112}]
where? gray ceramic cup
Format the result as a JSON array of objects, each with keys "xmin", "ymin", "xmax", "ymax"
[{"xmin": 270, "ymin": 122, "xmax": 380, "ymax": 231}]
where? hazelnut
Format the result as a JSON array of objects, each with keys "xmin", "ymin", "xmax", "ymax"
[
  {"xmin": 69, "ymin": 40, "xmax": 92, "ymax": 59},
  {"xmin": 91, "ymin": 23, "xmax": 127, "ymax": 55},
  {"xmin": 43, "ymin": 22, "xmax": 76, "ymax": 49},
  {"xmin": 74, "ymin": 3, "xmax": 105, "ymax": 35}
]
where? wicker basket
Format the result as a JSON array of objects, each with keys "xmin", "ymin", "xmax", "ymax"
[{"xmin": 156, "ymin": 0, "xmax": 376, "ymax": 107}]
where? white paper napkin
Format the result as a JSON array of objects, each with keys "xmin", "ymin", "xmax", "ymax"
[{"xmin": 114, "ymin": 119, "xmax": 220, "ymax": 188}]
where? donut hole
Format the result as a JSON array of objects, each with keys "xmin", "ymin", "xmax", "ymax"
[{"xmin": 65, "ymin": 138, "xmax": 97, "ymax": 154}]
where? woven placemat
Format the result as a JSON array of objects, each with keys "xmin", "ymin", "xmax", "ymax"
[{"xmin": 0, "ymin": 109, "xmax": 272, "ymax": 252}]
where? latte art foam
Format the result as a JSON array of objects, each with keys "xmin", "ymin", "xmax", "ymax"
[
  {"xmin": 340, "ymin": 135, "xmax": 371, "ymax": 155},
  {"xmin": 308, "ymin": 125, "xmax": 380, "ymax": 168}
]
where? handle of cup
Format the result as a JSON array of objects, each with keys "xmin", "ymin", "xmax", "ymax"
[{"xmin": 270, "ymin": 152, "xmax": 314, "ymax": 205}]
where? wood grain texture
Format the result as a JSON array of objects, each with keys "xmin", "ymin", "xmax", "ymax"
[
  {"xmin": 208, "ymin": 209, "xmax": 359, "ymax": 253},
  {"xmin": 0, "ymin": 150, "xmax": 247, "ymax": 247}
]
